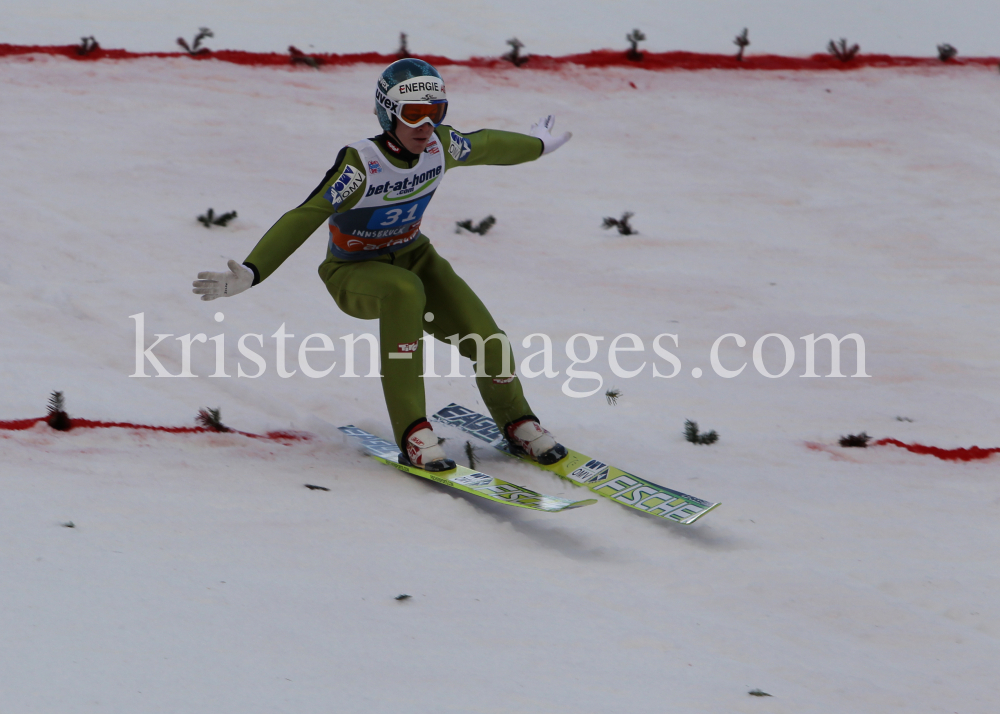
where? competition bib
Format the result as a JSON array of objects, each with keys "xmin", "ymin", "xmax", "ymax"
[{"xmin": 327, "ymin": 136, "xmax": 445, "ymax": 260}]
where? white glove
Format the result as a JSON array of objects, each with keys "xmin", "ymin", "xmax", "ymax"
[
  {"xmin": 529, "ymin": 115, "xmax": 572, "ymax": 155},
  {"xmin": 192, "ymin": 259, "xmax": 254, "ymax": 301}
]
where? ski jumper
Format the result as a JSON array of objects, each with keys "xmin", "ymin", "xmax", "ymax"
[{"xmin": 242, "ymin": 125, "xmax": 544, "ymax": 448}]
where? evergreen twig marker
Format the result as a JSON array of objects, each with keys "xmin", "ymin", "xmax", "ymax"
[
  {"xmin": 734, "ymin": 28, "xmax": 750, "ymax": 61},
  {"xmin": 197, "ymin": 407, "xmax": 230, "ymax": 432},
  {"xmin": 289, "ymin": 46, "xmax": 322, "ymax": 68},
  {"xmin": 177, "ymin": 28, "xmax": 213, "ymax": 56},
  {"xmin": 626, "ymin": 29, "xmax": 646, "ymax": 61},
  {"xmin": 464, "ymin": 440, "xmax": 479, "ymax": 470},
  {"xmin": 503, "ymin": 38, "xmax": 529, "ymax": 67},
  {"xmin": 602, "ymin": 212, "xmax": 637, "ymax": 235},
  {"xmin": 47, "ymin": 390, "xmax": 72, "ymax": 431},
  {"xmin": 198, "ymin": 208, "xmax": 238, "ymax": 228},
  {"xmin": 455, "ymin": 216, "xmax": 496, "ymax": 235},
  {"xmin": 937, "ymin": 44, "xmax": 958, "ymax": 62},
  {"xmin": 827, "ymin": 38, "xmax": 860, "ymax": 62},
  {"xmin": 685, "ymin": 420, "xmax": 718, "ymax": 445},
  {"xmin": 77, "ymin": 36, "xmax": 99, "ymax": 56},
  {"xmin": 839, "ymin": 432, "xmax": 871, "ymax": 448}
]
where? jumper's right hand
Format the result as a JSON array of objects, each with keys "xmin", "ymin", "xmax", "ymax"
[{"xmin": 192, "ymin": 259, "xmax": 253, "ymax": 301}]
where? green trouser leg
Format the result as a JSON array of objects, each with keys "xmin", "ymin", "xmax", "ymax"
[
  {"xmin": 319, "ymin": 238, "xmax": 533, "ymax": 450},
  {"xmin": 406, "ymin": 240, "xmax": 534, "ymax": 434},
  {"xmin": 320, "ymin": 253, "xmax": 427, "ymax": 446}
]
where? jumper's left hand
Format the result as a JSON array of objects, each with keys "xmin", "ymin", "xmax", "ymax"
[{"xmin": 530, "ymin": 115, "xmax": 572, "ymax": 155}]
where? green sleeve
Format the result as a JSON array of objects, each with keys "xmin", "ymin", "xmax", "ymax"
[
  {"xmin": 243, "ymin": 148, "xmax": 369, "ymax": 283},
  {"xmin": 436, "ymin": 126, "xmax": 543, "ymax": 171}
]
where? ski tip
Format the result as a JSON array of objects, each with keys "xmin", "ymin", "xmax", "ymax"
[
  {"xmin": 566, "ymin": 498, "xmax": 598, "ymax": 510},
  {"xmin": 678, "ymin": 502, "xmax": 721, "ymax": 525}
]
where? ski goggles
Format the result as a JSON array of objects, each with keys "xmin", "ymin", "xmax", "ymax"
[{"xmin": 395, "ymin": 99, "xmax": 448, "ymax": 128}]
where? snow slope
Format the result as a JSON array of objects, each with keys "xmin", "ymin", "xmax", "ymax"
[
  {"xmin": 2, "ymin": 54, "xmax": 999, "ymax": 713},
  {"xmin": 4, "ymin": 0, "xmax": 1000, "ymax": 57}
]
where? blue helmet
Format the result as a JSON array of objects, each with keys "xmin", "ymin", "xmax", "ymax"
[{"xmin": 374, "ymin": 58, "xmax": 448, "ymax": 132}]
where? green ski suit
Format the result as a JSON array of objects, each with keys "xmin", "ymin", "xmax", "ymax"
[{"xmin": 243, "ymin": 125, "xmax": 543, "ymax": 448}]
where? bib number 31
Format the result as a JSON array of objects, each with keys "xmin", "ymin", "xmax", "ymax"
[{"xmin": 368, "ymin": 194, "xmax": 433, "ymax": 230}]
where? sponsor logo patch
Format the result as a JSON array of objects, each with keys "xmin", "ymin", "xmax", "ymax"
[
  {"xmin": 385, "ymin": 138, "xmax": 402, "ymax": 154},
  {"xmin": 368, "ymin": 160, "xmax": 383, "ymax": 174},
  {"xmin": 375, "ymin": 87, "xmax": 398, "ymax": 115},
  {"xmin": 398, "ymin": 79, "xmax": 443, "ymax": 95},
  {"xmin": 568, "ymin": 459, "xmax": 611, "ymax": 484},
  {"xmin": 325, "ymin": 165, "xmax": 364, "ymax": 207},
  {"xmin": 434, "ymin": 405, "xmax": 503, "ymax": 443},
  {"xmin": 448, "ymin": 131, "xmax": 471, "ymax": 162},
  {"xmin": 331, "ymin": 229, "xmax": 421, "ymax": 256},
  {"xmin": 425, "ymin": 141, "xmax": 440, "ymax": 155},
  {"xmin": 452, "ymin": 472, "xmax": 492, "ymax": 487},
  {"xmin": 397, "ymin": 341, "xmax": 418, "ymax": 353},
  {"xmin": 492, "ymin": 376, "xmax": 515, "ymax": 384},
  {"xmin": 362, "ymin": 166, "xmax": 442, "ymax": 201}
]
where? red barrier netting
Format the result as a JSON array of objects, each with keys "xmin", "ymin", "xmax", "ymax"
[
  {"xmin": 2, "ymin": 43, "xmax": 998, "ymax": 72},
  {"xmin": 873, "ymin": 438, "xmax": 1000, "ymax": 462},
  {"xmin": 0, "ymin": 416, "xmax": 310, "ymax": 442}
]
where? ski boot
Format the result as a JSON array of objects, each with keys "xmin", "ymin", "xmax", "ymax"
[
  {"xmin": 399, "ymin": 420, "xmax": 456, "ymax": 472},
  {"xmin": 505, "ymin": 417, "xmax": 568, "ymax": 465}
]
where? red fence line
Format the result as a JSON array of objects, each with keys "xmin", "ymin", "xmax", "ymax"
[
  {"xmin": 2, "ymin": 43, "xmax": 998, "ymax": 72},
  {"xmin": 0, "ymin": 416, "xmax": 310, "ymax": 442},
  {"xmin": 5, "ymin": 414, "xmax": 997, "ymax": 459},
  {"xmin": 874, "ymin": 438, "xmax": 1000, "ymax": 462}
]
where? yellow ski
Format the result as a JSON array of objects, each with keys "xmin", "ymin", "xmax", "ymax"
[
  {"xmin": 432, "ymin": 404, "xmax": 720, "ymax": 525},
  {"xmin": 340, "ymin": 425, "xmax": 596, "ymax": 513}
]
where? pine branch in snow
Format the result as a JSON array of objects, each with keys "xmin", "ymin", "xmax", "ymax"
[
  {"xmin": 734, "ymin": 28, "xmax": 750, "ymax": 61},
  {"xmin": 601, "ymin": 212, "xmax": 637, "ymax": 235},
  {"xmin": 47, "ymin": 390, "xmax": 65, "ymax": 414},
  {"xmin": 685, "ymin": 419, "xmax": 718, "ymax": 445},
  {"xmin": 197, "ymin": 407, "xmax": 230, "ymax": 432},
  {"xmin": 827, "ymin": 38, "xmax": 860, "ymax": 62},
  {"xmin": 178, "ymin": 28, "xmax": 213, "ymax": 55},
  {"xmin": 748, "ymin": 689, "xmax": 772, "ymax": 697},
  {"xmin": 605, "ymin": 388, "xmax": 622, "ymax": 406},
  {"xmin": 77, "ymin": 36, "xmax": 100, "ymax": 56},
  {"xmin": 305, "ymin": 484, "xmax": 330, "ymax": 491},
  {"xmin": 455, "ymin": 215, "xmax": 496, "ymax": 235},
  {"xmin": 46, "ymin": 390, "xmax": 72, "ymax": 431},
  {"xmin": 398, "ymin": 32, "xmax": 411, "ymax": 58},
  {"xmin": 839, "ymin": 432, "xmax": 871, "ymax": 447},
  {"xmin": 289, "ymin": 46, "xmax": 322, "ymax": 68},
  {"xmin": 503, "ymin": 38, "xmax": 529, "ymax": 67},
  {"xmin": 464, "ymin": 440, "xmax": 479, "ymax": 470},
  {"xmin": 626, "ymin": 29, "xmax": 646, "ymax": 61},
  {"xmin": 937, "ymin": 44, "xmax": 958, "ymax": 62},
  {"xmin": 395, "ymin": 594, "xmax": 412, "ymax": 601},
  {"xmin": 198, "ymin": 208, "xmax": 238, "ymax": 227}
]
